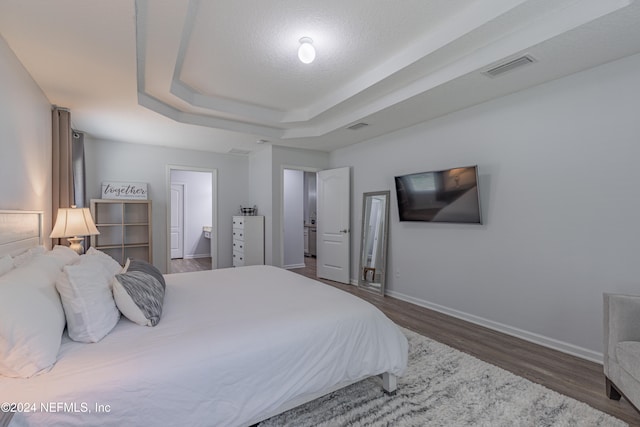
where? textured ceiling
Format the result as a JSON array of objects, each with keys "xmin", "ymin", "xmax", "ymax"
[
  {"xmin": 1, "ymin": 0, "xmax": 640, "ymax": 154},
  {"xmin": 179, "ymin": 0, "xmax": 470, "ymax": 112}
]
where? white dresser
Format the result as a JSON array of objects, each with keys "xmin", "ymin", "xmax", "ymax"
[{"xmin": 232, "ymin": 215, "xmax": 265, "ymax": 267}]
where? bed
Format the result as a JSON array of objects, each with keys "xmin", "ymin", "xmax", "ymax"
[{"xmin": 0, "ymin": 210, "xmax": 408, "ymax": 427}]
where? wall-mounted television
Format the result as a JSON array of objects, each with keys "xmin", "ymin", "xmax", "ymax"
[{"xmin": 394, "ymin": 165, "xmax": 482, "ymax": 223}]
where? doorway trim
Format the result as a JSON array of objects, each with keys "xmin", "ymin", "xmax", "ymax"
[
  {"xmin": 166, "ymin": 165, "xmax": 218, "ymax": 271},
  {"xmin": 280, "ymin": 164, "xmax": 320, "ymax": 270}
]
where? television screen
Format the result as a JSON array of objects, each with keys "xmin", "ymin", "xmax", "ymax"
[{"xmin": 394, "ymin": 165, "xmax": 481, "ymax": 223}]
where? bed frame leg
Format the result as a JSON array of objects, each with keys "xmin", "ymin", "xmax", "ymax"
[
  {"xmin": 381, "ymin": 372, "xmax": 397, "ymax": 395},
  {"xmin": 606, "ymin": 377, "xmax": 621, "ymax": 400}
]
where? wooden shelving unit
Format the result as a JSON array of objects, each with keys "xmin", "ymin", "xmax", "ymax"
[{"xmin": 90, "ymin": 199, "xmax": 152, "ymax": 265}]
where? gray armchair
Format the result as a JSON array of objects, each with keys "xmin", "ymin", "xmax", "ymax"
[{"xmin": 603, "ymin": 293, "xmax": 640, "ymax": 411}]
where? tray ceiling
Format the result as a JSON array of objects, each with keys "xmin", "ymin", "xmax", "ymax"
[{"xmin": 1, "ymin": 0, "xmax": 640, "ymax": 153}]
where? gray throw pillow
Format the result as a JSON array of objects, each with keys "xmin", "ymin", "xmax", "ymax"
[{"xmin": 112, "ymin": 259, "xmax": 166, "ymax": 326}]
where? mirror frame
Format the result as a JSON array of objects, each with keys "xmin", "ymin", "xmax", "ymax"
[{"xmin": 357, "ymin": 190, "xmax": 390, "ymax": 295}]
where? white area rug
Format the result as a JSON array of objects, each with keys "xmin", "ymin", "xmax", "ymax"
[{"xmin": 259, "ymin": 328, "xmax": 626, "ymax": 426}]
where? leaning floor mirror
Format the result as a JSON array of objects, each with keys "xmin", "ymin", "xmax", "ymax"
[{"xmin": 358, "ymin": 191, "xmax": 390, "ymax": 295}]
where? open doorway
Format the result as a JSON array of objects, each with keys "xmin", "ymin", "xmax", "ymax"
[
  {"xmin": 282, "ymin": 168, "xmax": 317, "ymax": 269},
  {"xmin": 166, "ymin": 166, "xmax": 217, "ymax": 273},
  {"xmin": 282, "ymin": 166, "xmax": 351, "ymax": 284}
]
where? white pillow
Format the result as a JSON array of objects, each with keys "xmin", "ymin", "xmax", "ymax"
[
  {"xmin": 85, "ymin": 247, "xmax": 123, "ymax": 276},
  {"xmin": 56, "ymin": 255, "xmax": 121, "ymax": 343},
  {"xmin": 46, "ymin": 245, "xmax": 80, "ymax": 266},
  {"xmin": 0, "ymin": 255, "xmax": 13, "ymax": 276},
  {"xmin": 13, "ymin": 245, "xmax": 46, "ymax": 268},
  {"xmin": 0, "ymin": 255, "xmax": 66, "ymax": 378}
]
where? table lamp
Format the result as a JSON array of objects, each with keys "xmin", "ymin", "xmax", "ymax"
[{"xmin": 50, "ymin": 206, "xmax": 100, "ymax": 254}]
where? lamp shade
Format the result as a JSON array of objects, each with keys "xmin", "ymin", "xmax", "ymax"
[{"xmin": 50, "ymin": 207, "xmax": 100, "ymax": 238}]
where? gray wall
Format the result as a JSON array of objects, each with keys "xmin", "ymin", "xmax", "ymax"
[
  {"xmin": 248, "ymin": 145, "xmax": 274, "ymax": 264},
  {"xmin": 0, "ymin": 36, "xmax": 52, "ymax": 239},
  {"xmin": 330, "ymin": 52, "xmax": 640, "ymax": 362},
  {"xmin": 85, "ymin": 138, "xmax": 249, "ymax": 273}
]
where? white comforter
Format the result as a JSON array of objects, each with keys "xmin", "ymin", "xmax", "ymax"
[{"xmin": 3, "ymin": 265, "xmax": 408, "ymax": 427}]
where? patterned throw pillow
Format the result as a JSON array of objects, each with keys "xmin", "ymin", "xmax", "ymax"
[{"xmin": 112, "ymin": 259, "xmax": 166, "ymax": 326}]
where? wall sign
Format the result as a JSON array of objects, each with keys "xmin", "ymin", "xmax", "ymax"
[{"xmin": 101, "ymin": 181, "xmax": 148, "ymax": 200}]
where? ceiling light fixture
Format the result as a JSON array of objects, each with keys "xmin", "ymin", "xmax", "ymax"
[{"xmin": 297, "ymin": 37, "xmax": 315, "ymax": 64}]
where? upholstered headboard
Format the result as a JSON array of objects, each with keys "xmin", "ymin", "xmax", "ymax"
[{"xmin": 0, "ymin": 210, "xmax": 43, "ymax": 257}]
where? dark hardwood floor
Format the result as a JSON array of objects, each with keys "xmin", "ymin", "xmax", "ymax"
[
  {"xmin": 291, "ymin": 257, "xmax": 639, "ymax": 426},
  {"xmin": 169, "ymin": 257, "xmax": 212, "ymax": 273}
]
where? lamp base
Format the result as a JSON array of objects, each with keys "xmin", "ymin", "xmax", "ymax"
[{"xmin": 67, "ymin": 237, "xmax": 85, "ymax": 255}]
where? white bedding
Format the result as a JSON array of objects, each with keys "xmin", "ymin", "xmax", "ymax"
[{"xmin": 2, "ymin": 265, "xmax": 408, "ymax": 427}]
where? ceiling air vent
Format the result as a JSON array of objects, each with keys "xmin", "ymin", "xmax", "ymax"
[
  {"xmin": 347, "ymin": 122, "xmax": 369, "ymax": 131},
  {"xmin": 483, "ymin": 54, "xmax": 536, "ymax": 78}
]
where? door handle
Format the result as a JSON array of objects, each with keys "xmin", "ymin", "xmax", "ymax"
[{"xmin": 339, "ymin": 229, "xmax": 349, "ymax": 234}]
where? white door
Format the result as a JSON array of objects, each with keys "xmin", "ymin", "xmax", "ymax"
[
  {"xmin": 170, "ymin": 184, "xmax": 184, "ymax": 259},
  {"xmin": 317, "ymin": 167, "xmax": 350, "ymax": 284}
]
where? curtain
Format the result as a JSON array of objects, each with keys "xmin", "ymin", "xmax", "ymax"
[
  {"xmin": 72, "ymin": 130, "xmax": 86, "ymax": 208},
  {"xmin": 52, "ymin": 107, "xmax": 74, "ymax": 246}
]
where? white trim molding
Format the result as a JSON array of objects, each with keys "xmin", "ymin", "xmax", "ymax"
[
  {"xmin": 283, "ymin": 263, "xmax": 306, "ymax": 270},
  {"xmin": 385, "ymin": 289, "xmax": 603, "ymax": 364}
]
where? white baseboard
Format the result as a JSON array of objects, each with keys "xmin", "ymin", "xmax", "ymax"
[
  {"xmin": 385, "ymin": 289, "xmax": 603, "ymax": 364},
  {"xmin": 283, "ymin": 263, "xmax": 306, "ymax": 270},
  {"xmin": 184, "ymin": 254, "xmax": 211, "ymax": 260}
]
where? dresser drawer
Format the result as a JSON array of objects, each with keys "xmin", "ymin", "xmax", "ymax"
[
  {"xmin": 232, "ymin": 228, "xmax": 245, "ymax": 241},
  {"xmin": 231, "ymin": 215, "xmax": 264, "ymax": 267},
  {"xmin": 232, "ymin": 250, "xmax": 245, "ymax": 267},
  {"xmin": 232, "ymin": 239, "xmax": 245, "ymax": 252}
]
